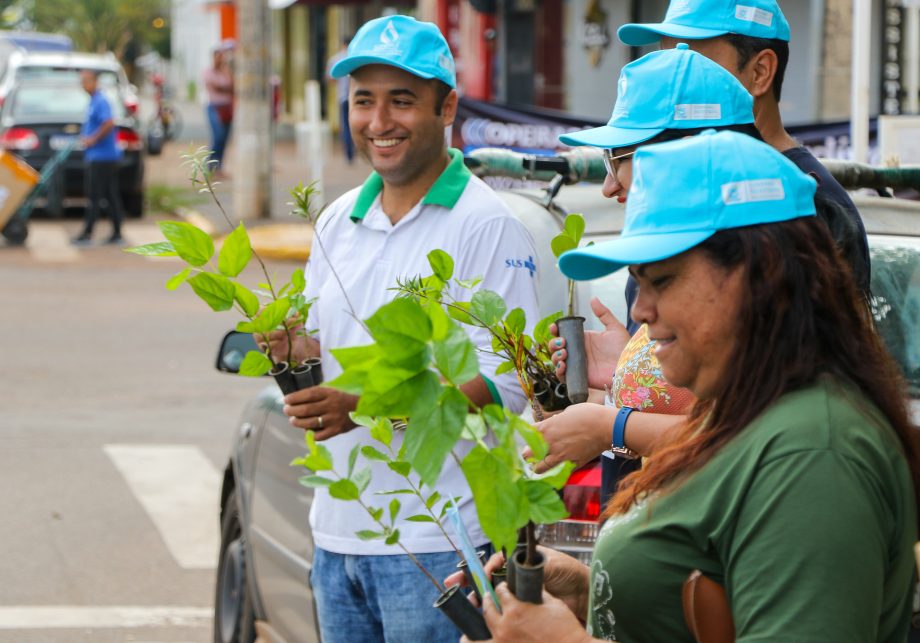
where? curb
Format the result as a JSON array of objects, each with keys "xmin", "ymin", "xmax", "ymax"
[{"xmin": 174, "ymin": 206, "xmax": 311, "ymax": 262}]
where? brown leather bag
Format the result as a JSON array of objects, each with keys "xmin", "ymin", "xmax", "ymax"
[{"xmin": 682, "ymin": 570, "xmax": 735, "ymax": 643}]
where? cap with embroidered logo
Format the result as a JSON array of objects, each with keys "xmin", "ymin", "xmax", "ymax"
[
  {"xmin": 558, "ymin": 130, "xmax": 816, "ymax": 281},
  {"xmin": 330, "ymin": 15, "xmax": 456, "ymax": 88},
  {"xmin": 618, "ymin": 0, "xmax": 790, "ymax": 46},
  {"xmin": 559, "ymin": 44, "xmax": 753, "ymax": 149}
]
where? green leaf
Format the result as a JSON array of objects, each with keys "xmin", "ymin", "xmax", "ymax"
[
  {"xmin": 353, "ymin": 467, "xmax": 372, "ymax": 494},
  {"xmin": 455, "ymin": 277, "xmax": 483, "ymax": 290},
  {"xmin": 425, "ymin": 491, "xmax": 441, "ymax": 510},
  {"xmin": 427, "ymin": 249, "xmax": 454, "ymax": 281},
  {"xmin": 511, "ymin": 415, "xmax": 548, "ymax": 461},
  {"xmin": 470, "ymin": 290, "xmax": 507, "ymax": 327},
  {"xmin": 385, "ymin": 529, "xmax": 401, "ymax": 545},
  {"xmin": 530, "ymin": 460, "xmax": 577, "ymax": 489},
  {"xmin": 298, "ymin": 475, "xmax": 334, "ymax": 487},
  {"xmin": 159, "ymin": 220, "xmax": 214, "ymax": 267},
  {"xmin": 534, "ymin": 311, "xmax": 563, "ymax": 346},
  {"xmin": 523, "ymin": 480, "xmax": 569, "ymax": 524},
  {"xmin": 446, "ymin": 301, "xmax": 473, "ymax": 325},
  {"xmin": 125, "ymin": 241, "xmax": 178, "ymax": 257},
  {"xmin": 427, "ymin": 301, "xmax": 451, "ymax": 342},
  {"xmin": 365, "ymin": 298, "xmax": 432, "ymax": 360},
  {"xmin": 387, "ymin": 461, "xmax": 411, "ymax": 477},
  {"xmin": 369, "ymin": 507, "xmax": 384, "ymax": 521},
  {"xmin": 251, "ymin": 297, "xmax": 291, "ymax": 334},
  {"xmin": 239, "ymin": 350, "xmax": 273, "ymax": 377},
  {"xmin": 165, "ymin": 268, "xmax": 191, "ymax": 291},
  {"xmin": 461, "ymin": 414, "xmax": 487, "ymax": 441},
  {"xmin": 550, "ymin": 234, "xmax": 577, "ymax": 258},
  {"xmin": 504, "ymin": 308, "xmax": 526, "ymax": 336},
  {"xmin": 331, "ymin": 344, "xmax": 382, "ymax": 370},
  {"xmin": 356, "ymin": 530, "xmax": 384, "ymax": 541},
  {"xmin": 291, "ymin": 268, "xmax": 306, "ymax": 293},
  {"xmin": 301, "ymin": 431, "xmax": 333, "ymax": 471},
  {"xmin": 328, "ymin": 479, "xmax": 360, "ymax": 501},
  {"xmin": 564, "ymin": 213, "xmax": 585, "ymax": 244},
  {"xmin": 494, "ymin": 361, "xmax": 516, "ymax": 376},
  {"xmin": 405, "ymin": 514, "xmax": 437, "ymax": 523},
  {"xmin": 404, "ymin": 387, "xmax": 469, "ymax": 486},
  {"xmin": 347, "ymin": 445, "xmax": 359, "ymax": 477},
  {"xmin": 357, "ymin": 369, "xmax": 441, "ymax": 418},
  {"xmin": 188, "ymin": 272, "xmax": 236, "ymax": 311},
  {"xmin": 360, "ymin": 445, "xmax": 389, "ymax": 462},
  {"xmin": 370, "ymin": 417, "xmax": 394, "ymax": 447},
  {"xmin": 389, "ymin": 498, "xmax": 401, "ymax": 523},
  {"xmin": 218, "ymin": 223, "xmax": 253, "ymax": 277},
  {"xmin": 376, "ymin": 489, "xmax": 415, "ymax": 496},
  {"xmin": 234, "ymin": 284, "xmax": 260, "ymax": 318},
  {"xmin": 432, "ymin": 324, "xmax": 479, "ymax": 385},
  {"xmin": 461, "ymin": 446, "xmax": 526, "ymax": 554}
]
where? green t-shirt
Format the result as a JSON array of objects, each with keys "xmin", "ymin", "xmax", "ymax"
[{"xmin": 588, "ymin": 377, "xmax": 917, "ymax": 642}]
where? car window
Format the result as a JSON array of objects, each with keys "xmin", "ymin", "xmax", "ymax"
[
  {"xmin": 9, "ymin": 84, "xmax": 125, "ymax": 120},
  {"xmin": 17, "ymin": 66, "xmax": 120, "ymax": 90},
  {"xmin": 870, "ymin": 236, "xmax": 920, "ymax": 396}
]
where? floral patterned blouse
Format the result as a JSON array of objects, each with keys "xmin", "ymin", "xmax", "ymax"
[{"xmin": 606, "ymin": 324, "xmax": 695, "ymax": 414}]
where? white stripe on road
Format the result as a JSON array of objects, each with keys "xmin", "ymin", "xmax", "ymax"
[
  {"xmin": 104, "ymin": 444, "xmax": 220, "ymax": 570},
  {"xmin": 0, "ymin": 606, "xmax": 210, "ymax": 629}
]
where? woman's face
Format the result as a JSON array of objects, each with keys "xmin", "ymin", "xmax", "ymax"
[
  {"xmin": 629, "ymin": 248, "xmax": 745, "ymax": 400},
  {"xmin": 602, "ymin": 146, "xmax": 635, "ymax": 202}
]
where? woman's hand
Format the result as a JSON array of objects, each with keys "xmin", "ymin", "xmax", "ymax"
[
  {"xmin": 549, "ymin": 297, "xmax": 630, "ymax": 390},
  {"xmin": 444, "ymin": 551, "xmax": 507, "ymax": 603},
  {"xmin": 466, "ymin": 583, "xmax": 593, "ymax": 643},
  {"xmin": 524, "ymin": 403, "xmax": 615, "ymax": 473}
]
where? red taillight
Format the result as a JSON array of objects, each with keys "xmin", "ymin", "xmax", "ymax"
[
  {"xmin": 0, "ymin": 127, "xmax": 39, "ymax": 151},
  {"xmin": 124, "ymin": 97, "xmax": 138, "ymax": 116},
  {"xmin": 116, "ymin": 128, "xmax": 142, "ymax": 152},
  {"xmin": 562, "ymin": 463, "xmax": 602, "ymax": 522}
]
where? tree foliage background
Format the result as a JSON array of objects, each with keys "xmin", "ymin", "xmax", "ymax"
[{"xmin": 2, "ymin": 0, "xmax": 170, "ymax": 59}]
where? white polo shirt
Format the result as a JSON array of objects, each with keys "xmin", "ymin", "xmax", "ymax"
[{"xmin": 303, "ymin": 148, "xmax": 540, "ymax": 555}]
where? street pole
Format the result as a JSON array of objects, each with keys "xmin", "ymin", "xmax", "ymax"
[
  {"xmin": 905, "ymin": 0, "xmax": 920, "ymax": 114},
  {"xmin": 234, "ymin": 0, "xmax": 272, "ymax": 219},
  {"xmin": 851, "ymin": 0, "xmax": 872, "ymax": 163}
]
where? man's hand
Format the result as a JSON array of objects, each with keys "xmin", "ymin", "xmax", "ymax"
[
  {"xmin": 283, "ymin": 386, "xmax": 358, "ymax": 440},
  {"xmin": 258, "ymin": 316, "xmax": 317, "ymax": 365},
  {"xmin": 549, "ymin": 297, "xmax": 629, "ymax": 390}
]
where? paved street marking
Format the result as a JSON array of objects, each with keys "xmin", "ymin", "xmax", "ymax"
[
  {"xmin": 104, "ymin": 444, "xmax": 220, "ymax": 570},
  {"xmin": 25, "ymin": 224, "xmax": 80, "ymax": 262},
  {"xmin": 0, "ymin": 606, "xmax": 210, "ymax": 629}
]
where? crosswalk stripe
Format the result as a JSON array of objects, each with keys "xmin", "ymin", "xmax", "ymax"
[
  {"xmin": 104, "ymin": 444, "xmax": 221, "ymax": 570},
  {"xmin": 0, "ymin": 606, "xmax": 210, "ymax": 629}
]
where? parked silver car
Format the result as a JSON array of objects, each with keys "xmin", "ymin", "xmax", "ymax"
[{"xmin": 213, "ymin": 175, "xmax": 920, "ymax": 643}]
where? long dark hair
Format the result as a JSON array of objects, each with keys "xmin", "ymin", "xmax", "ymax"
[{"xmin": 606, "ymin": 217, "xmax": 920, "ymax": 527}]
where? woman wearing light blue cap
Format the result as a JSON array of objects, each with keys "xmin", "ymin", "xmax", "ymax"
[{"xmin": 471, "ymin": 131, "xmax": 920, "ymax": 642}]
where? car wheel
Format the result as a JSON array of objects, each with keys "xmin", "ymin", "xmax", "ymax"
[
  {"xmin": 214, "ymin": 488, "xmax": 257, "ymax": 643},
  {"xmin": 1, "ymin": 218, "xmax": 27, "ymax": 245}
]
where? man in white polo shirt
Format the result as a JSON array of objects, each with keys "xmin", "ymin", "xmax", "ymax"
[{"xmin": 273, "ymin": 15, "xmax": 539, "ymax": 643}]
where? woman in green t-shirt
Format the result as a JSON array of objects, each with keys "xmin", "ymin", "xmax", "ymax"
[{"xmin": 462, "ymin": 131, "xmax": 920, "ymax": 643}]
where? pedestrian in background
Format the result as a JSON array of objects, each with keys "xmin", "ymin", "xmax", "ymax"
[
  {"xmin": 73, "ymin": 69, "xmax": 124, "ymax": 245},
  {"xmin": 204, "ymin": 45, "xmax": 233, "ymax": 178},
  {"xmin": 326, "ymin": 36, "xmax": 354, "ymax": 163}
]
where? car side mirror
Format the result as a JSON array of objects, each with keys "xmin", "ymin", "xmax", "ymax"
[{"xmin": 216, "ymin": 330, "xmax": 260, "ymax": 374}]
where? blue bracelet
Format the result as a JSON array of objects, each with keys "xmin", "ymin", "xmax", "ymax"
[{"xmin": 613, "ymin": 407, "xmax": 635, "ymax": 450}]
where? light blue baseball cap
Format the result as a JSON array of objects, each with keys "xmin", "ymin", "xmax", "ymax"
[
  {"xmin": 618, "ymin": 0, "xmax": 790, "ymax": 46},
  {"xmin": 559, "ymin": 44, "xmax": 753, "ymax": 149},
  {"xmin": 558, "ymin": 130, "xmax": 817, "ymax": 281},
  {"xmin": 330, "ymin": 15, "xmax": 456, "ymax": 89}
]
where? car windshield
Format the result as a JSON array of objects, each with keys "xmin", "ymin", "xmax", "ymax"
[
  {"xmin": 870, "ymin": 236, "xmax": 920, "ymax": 397},
  {"xmin": 18, "ymin": 66, "xmax": 119, "ymax": 89},
  {"xmin": 9, "ymin": 83, "xmax": 124, "ymax": 121}
]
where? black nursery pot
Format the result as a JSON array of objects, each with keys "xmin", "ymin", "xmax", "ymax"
[
  {"xmin": 291, "ymin": 359, "xmax": 318, "ymax": 390},
  {"xmin": 490, "ymin": 566, "xmax": 507, "ymax": 588},
  {"xmin": 434, "ymin": 585, "xmax": 491, "ymax": 641},
  {"xmin": 304, "ymin": 357, "xmax": 323, "ymax": 385},
  {"xmin": 270, "ymin": 362, "xmax": 299, "ymax": 396},
  {"xmin": 534, "ymin": 378, "xmax": 571, "ymax": 413},
  {"xmin": 556, "ymin": 316, "xmax": 588, "ymax": 404},
  {"xmin": 511, "ymin": 548, "xmax": 545, "ymax": 604},
  {"xmin": 456, "ymin": 551, "xmax": 487, "ymax": 603}
]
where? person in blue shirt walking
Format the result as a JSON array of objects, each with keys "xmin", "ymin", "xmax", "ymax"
[{"xmin": 73, "ymin": 69, "xmax": 124, "ymax": 245}]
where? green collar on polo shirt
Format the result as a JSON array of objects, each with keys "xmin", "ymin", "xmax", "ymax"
[{"xmin": 349, "ymin": 148, "xmax": 472, "ymax": 222}]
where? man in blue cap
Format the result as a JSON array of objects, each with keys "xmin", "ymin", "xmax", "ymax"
[
  {"xmin": 270, "ymin": 15, "xmax": 540, "ymax": 642},
  {"xmin": 617, "ymin": 0, "xmax": 870, "ymax": 293}
]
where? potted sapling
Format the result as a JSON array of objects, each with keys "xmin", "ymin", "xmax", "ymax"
[
  {"xmin": 550, "ymin": 213, "xmax": 589, "ymax": 404},
  {"xmin": 125, "ymin": 147, "xmax": 321, "ymax": 394}
]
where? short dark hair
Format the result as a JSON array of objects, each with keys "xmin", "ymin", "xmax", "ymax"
[
  {"xmin": 652, "ymin": 122, "xmax": 763, "ymax": 145},
  {"xmin": 432, "ymin": 79, "xmax": 452, "ymax": 116},
  {"xmin": 723, "ymin": 34, "xmax": 789, "ymax": 102}
]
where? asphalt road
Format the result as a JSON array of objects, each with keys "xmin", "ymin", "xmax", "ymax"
[{"xmin": 0, "ymin": 219, "xmax": 288, "ymax": 642}]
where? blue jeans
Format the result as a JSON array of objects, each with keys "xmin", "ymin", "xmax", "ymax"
[
  {"xmin": 311, "ymin": 545, "xmax": 490, "ymax": 643},
  {"xmin": 206, "ymin": 104, "xmax": 231, "ymax": 169}
]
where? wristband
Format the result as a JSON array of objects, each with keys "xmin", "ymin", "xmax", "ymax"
[{"xmin": 611, "ymin": 407, "xmax": 638, "ymax": 459}]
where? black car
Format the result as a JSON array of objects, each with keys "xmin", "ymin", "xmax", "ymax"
[{"xmin": 0, "ymin": 79, "xmax": 144, "ymax": 218}]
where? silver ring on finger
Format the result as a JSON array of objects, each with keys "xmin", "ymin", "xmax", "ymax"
[{"xmin": 317, "ymin": 415, "xmax": 324, "ymax": 430}]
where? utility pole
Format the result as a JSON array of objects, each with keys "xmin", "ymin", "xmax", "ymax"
[
  {"xmin": 850, "ymin": 0, "xmax": 872, "ymax": 163},
  {"xmin": 234, "ymin": 0, "xmax": 272, "ymax": 219}
]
